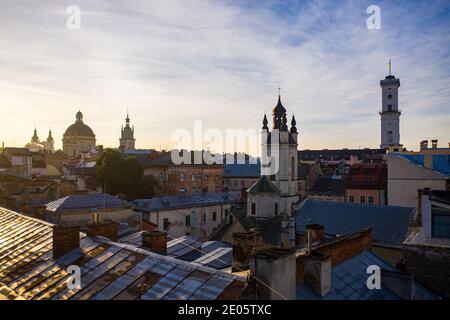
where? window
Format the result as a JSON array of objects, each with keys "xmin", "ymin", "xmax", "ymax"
[
  {"xmin": 368, "ymin": 196, "xmax": 374, "ymax": 204},
  {"xmin": 163, "ymin": 218, "xmax": 169, "ymax": 231},
  {"xmin": 274, "ymin": 203, "xmax": 279, "ymax": 216},
  {"xmin": 213, "ymin": 211, "xmax": 217, "ymax": 222},
  {"xmin": 192, "ymin": 174, "xmax": 196, "ymax": 181},
  {"xmin": 251, "ymin": 203, "xmax": 256, "ymax": 215},
  {"xmin": 179, "ymin": 173, "xmax": 185, "ymax": 181},
  {"xmin": 202, "ymin": 213, "xmax": 206, "ymax": 223},
  {"xmin": 291, "ymin": 157, "xmax": 295, "ymax": 180},
  {"xmin": 159, "ymin": 172, "xmax": 164, "ymax": 181},
  {"xmin": 186, "ymin": 215, "xmax": 191, "ymax": 227},
  {"xmin": 432, "ymin": 211, "xmax": 450, "ymax": 238},
  {"xmin": 387, "ymin": 104, "xmax": 393, "ymax": 112},
  {"xmin": 360, "ymin": 196, "xmax": 366, "ymax": 204},
  {"xmin": 225, "ymin": 209, "xmax": 229, "ymax": 217}
]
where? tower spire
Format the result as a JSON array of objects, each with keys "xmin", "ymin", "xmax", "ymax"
[{"xmin": 388, "ymin": 59, "xmax": 392, "ymax": 75}]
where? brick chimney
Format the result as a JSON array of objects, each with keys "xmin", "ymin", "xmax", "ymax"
[
  {"xmin": 431, "ymin": 139, "xmax": 438, "ymax": 149},
  {"xmin": 232, "ymin": 229, "xmax": 264, "ymax": 271},
  {"xmin": 32, "ymin": 205, "xmax": 47, "ymax": 220},
  {"xmin": 420, "ymin": 140, "xmax": 428, "ymax": 150},
  {"xmin": 86, "ymin": 220, "xmax": 119, "ymax": 241},
  {"xmin": 53, "ymin": 225, "xmax": 80, "ymax": 259},
  {"xmin": 142, "ymin": 230, "xmax": 167, "ymax": 255},
  {"xmin": 250, "ymin": 248, "xmax": 296, "ymax": 300},
  {"xmin": 304, "ymin": 250, "xmax": 331, "ymax": 297}
]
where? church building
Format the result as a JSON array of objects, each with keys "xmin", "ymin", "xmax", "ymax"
[
  {"xmin": 247, "ymin": 95, "xmax": 299, "ymax": 219},
  {"xmin": 62, "ymin": 111, "xmax": 96, "ymax": 157},
  {"xmin": 119, "ymin": 112, "xmax": 136, "ymax": 152},
  {"xmin": 25, "ymin": 127, "xmax": 54, "ymax": 153}
]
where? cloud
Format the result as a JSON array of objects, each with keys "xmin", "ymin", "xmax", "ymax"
[{"xmin": 0, "ymin": 0, "xmax": 449, "ymax": 153}]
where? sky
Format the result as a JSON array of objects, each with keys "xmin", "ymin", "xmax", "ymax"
[{"xmin": 0, "ymin": 0, "xmax": 449, "ymax": 155}]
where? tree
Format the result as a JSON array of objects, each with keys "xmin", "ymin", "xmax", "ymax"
[{"xmin": 96, "ymin": 149, "xmax": 158, "ymax": 201}]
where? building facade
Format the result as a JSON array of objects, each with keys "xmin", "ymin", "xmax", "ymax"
[
  {"xmin": 62, "ymin": 111, "xmax": 96, "ymax": 157},
  {"xmin": 345, "ymin": 163, "xmax": 387, "ymax": 205}
]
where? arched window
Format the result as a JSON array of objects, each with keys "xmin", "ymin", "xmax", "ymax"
[
  {"xmin": 251, "ymin": 203, "xmax": 256, "ymax": 215},
  {"xmin": 274, "ymin": 203, "xmax": 279, "ymax": 216}
]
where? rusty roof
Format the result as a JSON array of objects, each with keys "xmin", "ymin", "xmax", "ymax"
[{"xmin": 0, "ymin": 207, "xmax": 245, "ymax": 300}]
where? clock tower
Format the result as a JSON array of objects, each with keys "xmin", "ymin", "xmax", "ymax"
[{"xmin": 380, "ymin": 60, "xmax": 401, "ymax": 150}]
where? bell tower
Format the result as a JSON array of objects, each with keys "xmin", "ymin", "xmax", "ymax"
[
  {"xmin": 380, "ymin": 60, "xmax": 401, "ymax": 150},
  {"xmin": 119, "ymin": 111, "xmax": 136, "ymax": 152}
]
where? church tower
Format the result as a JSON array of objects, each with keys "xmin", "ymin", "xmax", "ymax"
[
  {"xmin": 119, "ymin": 112, "xmax": 136, "ymax": 152},
  {"xmin": 380, "ymin": 60, "xmax": 401, "ymax": 150},
  {"xmin": 247, "ymin": 94, "xmax": 299, "ymax": 219}
]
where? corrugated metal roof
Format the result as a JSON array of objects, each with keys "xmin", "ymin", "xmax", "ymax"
[
  {"xmin": 0, "ymin": 207, "xmax": 245, "ymax": 300},
  {"xmin": 46, "ymin": 193, "xmax": 131, "ymax": 212},
  {"xmin": 297, "ymin": 250, "xmax": 438, "ymax": 300},
  {"xmin": 295, "ymin": 200, "xmax": 414, "ymax": 245},
  {"xmin": 131, "ymin": 191, "xmax": 240, "ymax": 212},
  {"xmin": 119, "ymin": 234, "xmax": 232, "ymax": 270}
]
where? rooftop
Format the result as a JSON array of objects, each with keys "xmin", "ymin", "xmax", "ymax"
[
  {"xmin": 397, "ymin": 154, "xmax": 450, "ymax": 177},
  {"xmin": 247, "ymin": 176, "xmax": 280, "ymax": 194},
  {"xmin": 297, "ymin": 250, "xmax": 437, "ymax": 300},
  {"xmin": 295, "ymin": 199, "xmax": 414, "ymax": 245},
  {"xmin": 46, "ymin": 193, "xmax": 131, "ymax": 212},
  {"xmin": 309, "ymin": 177, "xmax": 345, "ymax": 195},
  {"xmin": 131, "ymin": 191, "xmax": 240, "ymax": 212},
  {"xmin": 0, "ymin": 207, "xmax": 245, "ymax": 300},
  {"xmin": 223, "ymin": 160, "xmax": 260, "ymax": 178}
]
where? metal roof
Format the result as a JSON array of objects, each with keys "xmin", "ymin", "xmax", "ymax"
[
  {"xmin": 247, "ymin": 176, "xmax": 280, "ymax": 194},
  {"xmin": 0, "ymin": 207, "xmax": 245, "ymax": 300},
  {"xmin": 398, "ymin": 154, "xmax": 450, "ymax": 177},
  {"xmin": 131, "ymin": 191, "xmax": 240, "ymax": 212},
  {"xmin": 223, "ymin": 161, "xmax": 260, "ymax": 178},
  {"xmin": 297, "ymin": 250, "xmax": 437, "ymax": 300},
  {"xmin": 295, "ymin": 200, "xmax": 414, "ymax": 245},
  {"xmin": 309, "ymin": 177, "xmax": 345, "ymax": 195},
  {"xmin": 119, "ymin": 234, "xmax": 232, "ymax": 270},
  {"xmin": 46, "ymin": 193, "xmax": 131, "ymax": 212}
]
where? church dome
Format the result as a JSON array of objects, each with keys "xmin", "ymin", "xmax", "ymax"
[{"xmin": 63, "ymin": 111, "xmax": 95, "ymax": 137}]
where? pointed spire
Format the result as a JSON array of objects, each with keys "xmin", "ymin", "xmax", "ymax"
[
  {"xmin": 47, "ymin": 128, "xmax": 54, "ymax": 142},
  {"xmin": 290, "ymin": 115, "xmax": 297, "ymax": 133},
  {"xmin": 388, "ymin": 59, "xmax": 392, "ymax": 75},
  {"xmin": 262, "ymin": 114, "xmax": 268, "ymax": 130},
  {"xmin": 31, "ymin": 126, "xmax": 39, "ymax": 143}
]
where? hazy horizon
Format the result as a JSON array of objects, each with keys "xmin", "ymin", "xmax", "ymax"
[{"xmin": 1, "ymin": 0, "xmax": 449, "ymax": 155}]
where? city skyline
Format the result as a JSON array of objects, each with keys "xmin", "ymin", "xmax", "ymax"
[{"xmin": 1, "ymin": 0, "xmax": 449, "ymax": 153}]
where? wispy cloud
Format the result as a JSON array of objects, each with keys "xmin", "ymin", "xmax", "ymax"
[{"xmin": 0, "ymin": 0, "xmax": 449, "ymax": 152}]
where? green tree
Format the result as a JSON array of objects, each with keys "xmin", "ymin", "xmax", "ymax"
[{"xmin": 96, "ymin": 149, "xmax": 158, "ymax": 201}]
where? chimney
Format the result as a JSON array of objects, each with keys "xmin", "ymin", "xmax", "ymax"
[
  {"xmin": 431, "ymin": 139, "xmax": 438, "ymax": 149},
  {"xmin": 86, "ymin": 220, "xmax": 119, "ymax": 241},
  {"xmin": 424, "ymin": 154, "xmax": 433, "ymax": 169},
  {"xmin": 288, "ymin": 217, "xmax": 296, "ymax": 248},
  {"xmin": 142, "ymin": 230, "xmax": 167, "ymax": 255},
  {"xmin": 305, "ymin": 224, "xmax": 325, "ymax": 244},
  {"xmin": 420, "ymin": 140, "xmax": 428, "ymax": 150},
  {"xmin": 232, "ymin": 229, "xmax": 264, "ymax": 271},
  {"xmin": 33, "ymin": 205, "xmax": 47, "ymax": 220},
  {"xmin": 250, "ymin": 248, "xmax": 296, "ymax": 300},
  {"xmin": 421, "ymin": 188, "xmax": 432, "ymax": 238},
  {"xmin": 53, "ymin": 225, "xmax": 80, "ymax": 259},
  {"xmin": 304, "ymin": 250, "xmax": 332, "ymax": 297}
]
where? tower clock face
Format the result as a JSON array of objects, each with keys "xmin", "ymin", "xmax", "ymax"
[{"xmin": 387, "ymin": 94, "xmax": 393, "ymax": 99}]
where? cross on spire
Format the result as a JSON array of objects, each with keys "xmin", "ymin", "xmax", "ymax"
[{"xmin": 278, "ymin": 85, "xmax": 282, "ymax": 96}]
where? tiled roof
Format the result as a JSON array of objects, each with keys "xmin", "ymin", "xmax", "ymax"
[
  {"xmin": 247, "ymin": 176, "xmax": 280, "ymax": 194},
  {"xmin": 223, "ymin": 161, "xmax": 260, "ymax": 178},
  {"xmin": 309, "ymin": 177, "xmax": 345, "ymax": 195},
  {"xmin": 3, "ymin": 147, "xmax": 33, "ymax": 156},
  {"xmin": 131, "ymin": 191, "xmax": 240, "ymax": 212},
  {"xmin": 0, "ymin": 207, "xmax": 245, "ymax": 300},
  {"xmin": 398, "ymin": 154, "xmax": 450, "ymax": 177},
  {"xmin": 295, "ymin": 200, "xmax": 414, "ymax": 245},
  {"xmin": 297, "ymin": 250, "xmax": 438, "ymax": 300},
  {"xmin": 46, "ymin": 193, "xmax": 131, "ymax": 212}
]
